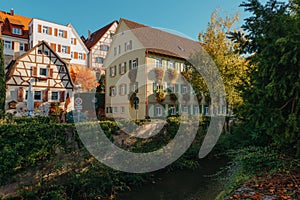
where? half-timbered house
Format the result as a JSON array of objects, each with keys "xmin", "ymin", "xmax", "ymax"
[{"xmin": 5, "ymin": 41, "xmax": 74, "ymax": 115}]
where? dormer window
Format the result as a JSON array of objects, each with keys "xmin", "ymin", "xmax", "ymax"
[{"xmin": 12, "ymin": 27, "xmax": 22, "ymax": 35}]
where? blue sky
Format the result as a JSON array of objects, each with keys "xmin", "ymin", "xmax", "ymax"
[{"xmin": 1, "ymin": 0, "xmax": 270, "ymax": 40}]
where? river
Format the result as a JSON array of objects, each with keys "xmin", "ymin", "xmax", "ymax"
[{"xmin": 117, "ymin": 158, "xmax": 227, "ymax": 200}]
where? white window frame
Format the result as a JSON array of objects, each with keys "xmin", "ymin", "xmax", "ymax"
[
  {"xmin": 58, "ymin": 29, "xmax": 65, "ymax": 37},
  {"xmin": 168, "ymin": 60, "xmax": 175, "ymax": 69},
  {"xmin": 182, "ymin": 106, "xmax": 188, "ymax": 114},
  {"xmin": 4, "ymin": 40, "xmax": 12, "ymax": 49},
  {"xmin": 113, "ymin": 107, "xmax": 118, "ymax": 113},
  {"xmin": 169, "ymin": 84, "xmax": 175, "ymax": 93},
  {"xmin": 71, "ymin": 38, "xmax": 76, "ymax": 45},
  {"xmin": 19, "ymin": 43, "xmax": 25, "ymax": 51},
  {"xmin": 96, "ymin": 57, "xmax": 104, "ymax": 63},
  {"xmin": 12, "ymin": 27, "xmax": 22, "ymax": 35},
  {"xmin": 156, "ymin": 106, "xmax": 162, "ymax": 117},
  {"xmin": 51, "ymin": 91, "xmax": 59, "ymax": 102},
  {"xmin": 132, "ymin": 59, "xmax": 137, "ymax": 69},
  {"xmin": 120, "ymin": 62, "xmax": 125, "ymax": 74},
  {"xmin": 170, "ymin": 106, "xmax": 176, "ymax": 115},
  {"xmin": 180, "ymin": 63, "xmax": 186, "ymax": 72},
  {"xmin": 71, "ymin": 52, "xmax": 74, "ymax": 58},
  {"xmin": 100, "ymin": 45, "xmax": 109, "ymax": 51},
  {"xmin": 42, "ymin": 26, "xmax": 49, "ymax": 34},
  {"xmin": 120, "ymin": 84, "xmax": 126, "ymax": 96},
  {"xmin": 110, "ymin": 66, "xmax": 115, "ymax": 77},
  {"xmin": 156, "ymin": 58, "xmax": 162, "ymax": 68},
  {"xmin": 61, "ymin": 45, "xmax": 68, "ymax": 54},
  {"xmin": 78, "ymin": 53, "xmax": 83, "ymax": 60},
  {"xmin": 121, "ymin": 106, "xmax": 125, "ymax": 114},
  {"xmin": 194, "ymin": 106, "xmax": 199, "ymax": 115},
  {"xmin": 110, "ymin": 86, "xmax": 116, "ymax": 96},
  {"xmin": 182, "ymin": 85, "xmax": 188, "ymax": 94}
]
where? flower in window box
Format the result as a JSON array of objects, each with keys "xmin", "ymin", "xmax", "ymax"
[
  {"xmin": 155, "ymin": 89, "xmax": 166, "ymax": 102},
  {"xmin": 167, "ymin": 68, "xmax": 178, "ymax": 83},
  {"xmin": 154, "ymin": 68, "xmax": 164, "ymax": 83}
]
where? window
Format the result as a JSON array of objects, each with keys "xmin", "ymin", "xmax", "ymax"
[
  {"xmin": 100, "ymin": 45, "xmax": 109, "ymax": 51},
  {"xmin": 106, "ymin": 107, "xmax": 112, "ymax": 113},
  {"xmin": 42, "ymin": 26, "xmax": 49, "ymax": 34},
  {"xmin": 121, "ymin": 106, "xmax": 125, "ymax": 113},
  {"xmin": 62, "ymin": 45, "xmax": 68, "ymax": 54},
  {"xmin": 110, "ymin": 86, "xmax": 116, "ymax": 96},
  {"xmin": 114, "ymin": 47, "xmax": 117, "ymax": 56},
  {"xmin": 58, "ymin": 30, "xmax": 65, "ymax": 37},
  {"xmin": 119, "ymin": 84, "xmax": 126, "ymax": 95},
  {"xmin": 194, "ymin": 106, "xmax": 199, "ymax": 115},
  {"xmin": 132, "ymin": 59, "xmax": 138, "ymax": 69},
  {"xmin": 4, "ymin": 41, "xmax": 12, "ymax": 49},
  {"xmin": 181, "ymin": 85, "xmax": 188, "ymax": 94},
  {"xmin": 34, "ymin": 91, "xmax": 42, "ymax": 101},
  {"xmin": 168, "ymin": 61, "xmax": 175, "ymax": 69},
  {"xmin": 113, "ymin": 107, "xmax": 118, "ymax": 113},
  {"xmin": 51, "ymin": 91, "xmax": 59, "ymax": 101},
  {"xmin": 180, "ymin": 63, "xmax": 186, "ymax": 72},
  {"xmin": 39, "ymin": 68, "xmax": 47, "ymax": 77},
  {"xmin": 78, "ymin": 53, "xmax": 83, "ymax": 60},
  {"xmin": 118, "ymin": 45, "xmax": 121, "ymax": 54},
  {"xmin": 125, "ymin": 40, "xmax": 132, "ymax": 51},
  {"xmin": 95, "ymin": 57, "xmax": 104, "ymax": 63},
  {"xmin": 110, "ymin": 66, "xmax": 116, "ymax": 76},
  {"xmin": 44, "ymin": 49, "xmax": 49, "ymax": 56},
  {"xmin": 71, "ymin": 38, "xmax": 76, "ymax": 45},
  {"xmin": 155, "ymin": 58, "xmax": 162, "ymax": 67},
  {"xmin": 12, "ymin": 27, "xmax": 22, "ymax": 35},
  {"xmin": 131, "ymin": 82, "xmax": 138, "ymax": 93},
  {"xmin": 71, "ymin": 52, "xmax": 74, "ymax": 58},
  {"xmin": 120, "ymin": 62, "xmax": 126, "ymax": 74},
  {"xmin": 20, "ymin": 43, "xmax": 25, "ymax": 51},
  {"xmin": 170, "ymin": 106, "xmax": 176, "ymax": 115},
  {"xmin": 155, "ymin": 106, "xmax": 162, "ymax": 117},
  {"xmin": 182, "ymin": 106, "xmax": 188, "ymax": 113}
]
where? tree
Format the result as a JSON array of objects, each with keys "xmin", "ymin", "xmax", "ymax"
[
  {"xmin": 0, "ymin": 39, "xmax": 6, "ymax": 114},
  {"xmin": 69, "ymin": 65, "xmax": 98, "ymax": 92},
  {"xmin": 235, "ymin": 0, "xmax": 300, "ymax": 155},
  {"xmin": 196, "ymin": 10, "xmax": 250, "ymax": 111}
]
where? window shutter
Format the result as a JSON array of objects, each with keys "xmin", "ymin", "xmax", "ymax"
[
  {"xmin": 129, "ymin": 60, "xmax": 132, "ymax": 70},
  {"xmin": 74, "ymin": 52, "xmax": 78, "ymax": 59},
  {"xmin": 32, "ymin": 66, "xmax": 37, "ymax": 77},
  {"xmin": 153, "ymin": 82, "xmax": 157, "ymax": 92},
  {"xmin": 54, "ymin": 28, "xmax": 58, "ymax": 36},
  {"xmin": 49, "ymin": 68, "xmax": 53, "ymax": 78},
  {"xmin": 167, "ymin": 83, "xmax": 170, "ymax": 93},
  {"xmin": 17, "ymin": 87, "xmax": 24, "ymax": 102},
  {"xmin": 124, "ymin": 62, "xmax": 127, "ymax": 73},
  {"xmin": 119, "ymin": 64, "xmax": 121, "ymax": 74},
  {"xmin": 64, "ymin": 31, "xmax": 68, "ymax": 38},
  {"xmin": 49, "ymin": 27, "xmax": 52, "ymax": 35},
  {"xmin": 83, "ymin": 53, "xmax": 86, "ymax": 60},
  {"xmin": 175, "ymin": 84, "xmax": 179, "ymax": 93},
  {"xmin": 42, "ymin": 89, "xmax": 48, "ymax": 102},
  {"xmin": 168, "ymin": 105, "xmax": 172, "ymax": 116},
  {"xmin": 58, "ymin": 44, "xmax": 61, "ymax": 52},
  {"xmin": 136, "ymin": 82, "xmax": 138, "ymax": 93},
  {"xmin": 74, "ymin": 38, "xmax": 77, "ymax": 45},
  {"xmin": 176, "ymin": 104, "xmax": 179, "ymax": 114},
  {"xmin": 59, "ymin": 91, "xmax": 65, "ymax": 102},
  {"xmin": 38, "ymin": 25, "xmax": 42, "ymax": 33},
  {"xmin": 114, "ymin": 66, "xmax": 117, "ymax": 75},
  {"xmin": 67, "ymin": 46, "xmax": 70, "ymax": 54},
  {"xmin": 25, "ymin": 44, "xmax": 28, "ymax": 51},
  {"xmin": 12, "ymin": 41, "xmax": 14, "ymax": 50},
  {"xmin": 136, "ymin": 58, "xmax": 138, "ymax": 67}
]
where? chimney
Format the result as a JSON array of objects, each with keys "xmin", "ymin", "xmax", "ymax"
[
  {"xmin": 10, "ymin": 8, "xmax": 14, "ymax": 16},
  {"xmin": 88, "ymin": 30, "xmax": 91, "ymax": 40}
]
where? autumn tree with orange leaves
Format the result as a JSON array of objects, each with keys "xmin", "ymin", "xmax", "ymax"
[{"xmin": 69, "ymin": 65, "xmax": 98, "ymax": 91}]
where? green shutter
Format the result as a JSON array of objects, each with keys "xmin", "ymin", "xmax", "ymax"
[
  {"xmin": 124, "ymin": 62, "xmax": 127, "ymax": 73},
  {"xmin": 153, "ymin": 82, "xmax": 157, "ymax": 92},
  {"xmin": 129, "ymin": 60, "xmax": 132, "ymax": 70},
  {"xmin": 175, "ymin": 84, "xmax": 179, "ymax": 93}
]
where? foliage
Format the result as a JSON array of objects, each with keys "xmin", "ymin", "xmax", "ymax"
[
  {"xmin": 154, "ymin": 67, "xmax": 164, "ymax": 83},
  {"xmin": 155, "ymin": 89, "xmax": 166, "ymax": 102},
  {"xmin": 69, "ymin": 65, "xmax": 98, "ymax": 91},
  {"xmin": 235, "ymin": 0, "xmax": 300, "ymax": 155},
  {"xmin": 193, "ymin": 10, "xmax": 250, "ymax": 110},
  {"xmin": 0, "ymin": 39, "xmax": 5, "ymax": 114},
  {"xmin": 167, "ymin": 68, "xmax": 178, "ymax": 82}
]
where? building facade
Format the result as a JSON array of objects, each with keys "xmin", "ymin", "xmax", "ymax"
[
  {"xmin": 105, "ymin": 19, "xmax": 206, "ymax": 119},
  {"xmin": 83, "ymin": 20, "xmax": 118, "ymax": 78},
  {"xmin": 5, "ymin": 41, "xmax": 74, "ymax": 115},
  {"xmin": 29, "ymin": 18, "xmax": 89, "ymax": 67},
  {"xmin": 0, "ymin": 9, "xmax": 32, "ymax": 66}
]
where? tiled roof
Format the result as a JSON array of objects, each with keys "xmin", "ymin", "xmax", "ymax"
[
  {"xmin": 121, "ymin": 19, "xmax": 202, "ymax": 60},
  {"xmin": 0, "ymin": 10, "xmax": 31, "ymax": 30},
  {"xmin": 84, "ymin": 20, "xmax": 118, "ymax": 50}
]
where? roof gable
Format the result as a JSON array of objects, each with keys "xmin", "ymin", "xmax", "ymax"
[{"xmin": 84, "ymin": 20, "xmax": 118, "ymax": 50}]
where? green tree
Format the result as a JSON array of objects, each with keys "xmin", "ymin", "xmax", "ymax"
[
  {"xmin": 0, "ymin": 39, "xmax": 6, "ymax": 114},
  {"xmin": 191, "ymin": 10, "xmax": 250, "ymax": 112},
  {"xmin": 236, "ymin": 0, "xmax": 300, "ymax": 155}
]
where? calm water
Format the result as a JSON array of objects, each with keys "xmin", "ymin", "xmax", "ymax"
[{"xmin": 117, "ymin": 158, "xmax": 226, "ymax": 200}]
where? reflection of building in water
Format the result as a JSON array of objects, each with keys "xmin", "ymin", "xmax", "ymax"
[{"xmin": 105, "ymin": 19, "xmax": 222, "ymax": 120}]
